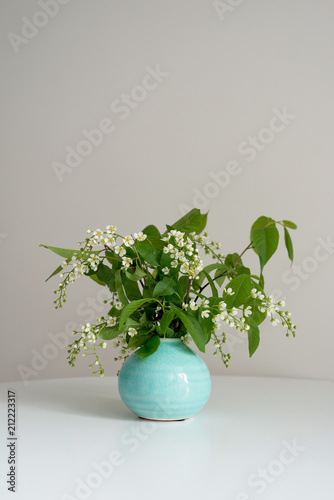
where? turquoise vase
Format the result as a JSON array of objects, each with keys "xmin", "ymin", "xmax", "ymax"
[{"xmin": 118, "ymin": 338, "xmax": 211, "ymax": 421}]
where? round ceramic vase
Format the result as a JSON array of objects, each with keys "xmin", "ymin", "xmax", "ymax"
[{"xmin": 118, "ymin": 338, "xmax": 211, "ymax": 421}]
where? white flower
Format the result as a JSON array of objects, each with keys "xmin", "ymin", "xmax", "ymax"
[
  {"xmin": 122, "ymin": 257, "xmax": 133, "ymax": 269},
  {"xmin": 170, "ymin": 249, "xmax": 179, "ymax": 259},
  {"xmin": 123, "ymin": 235, "xmax": 134, "ymax": 247},
  {"xmin": 244, "ymin": 306, "xmax": 252, "ymax": 317},
  {"xmin": 88, "ymin": 255, "xmax": 100, "ymax": 269},
  {"xmin": 61, "ymin": 260, "xmax": 68, "ymax": 268},
  {"xmin": 257, "ymin": 292, "xmax": 265, "ymax": 300},
  {"xmin": 278, "ymin": 300, "xmax": 286, "ymax": 307},
  {"xmin": 69, "ymin": 272, "xmax": 76, "ymax": 283},
  {"xmin": 104, "ymin": 236, "xmax": 116, "ymax": 247},
  {"xmin": 213, "ymin": 315, "xmax": 221, "ymax": 324},
  {"xmin": 201, "ymin": 299, "xmax": 209, "ymax": 307},
  {"xmin": 201, "ymin": 310, "xmax": 210, "ymax": 319},
  {"xmin": 219, "ymin": 310, "xmax": 228, "ymax": 319},
  {"xmin": 219, "ymin": 301, "xmax": 227, "ymax": 310},
  {"xmin": 267, "ymin": 305, "xmax": 276, "ymax": 315},
  {"xmin": 171, "ymin": 260, "xmax": 178, "ymax": 268},
  {"xmin": 114, "ymin": 246, "xmax": 126, "ymax": 257},
  {"xmin": 86, "ymin": 332, "xmax": 96, "ymax": 343},
  {"xmin": 115, "ymin": 303, "xmax": 123, "ymax": 310},
  {"xmin": 128, "ymin": 328, "xmax": 137, "ymax": 337},
  {"xmin": 107, "ymin": 316, "xmax": 117, "ymax": 326},
  {"xmin": 93, "ymin": 229, "xmax": 104, "ymax": 241},
  {"xmin": 162, "ymin": 267, "xmax": 169, "ymax": 275},
  {"xmin": 250, "ymin": 288, "xmax": 258, "ymax": 298},
  {"xmin": 270, "ymin": 318, "xmax": 279, "ymax": 326},
  {"xmin": 134, "ymin": 232, "xmax": 147, "ymax": 241},
  {"xmin": 230, "ymin": 307, "xmax": 238, "ymax": 316},
  {"xmin": 189, "ymin": 300, "xmax": 199, "ymax": 311},
  {"xmin": 179, "ymin": 255, "xmax": 187, "ymax": 264},
  {"xmin": 106, "ymin": 225, "xmax": 117, "ymax": 233},
  {"xmin": 180, "ymin": 262, "xmax": 190, "ymax": 273},
  {"xmin": 163, "ymin": 244, "xmax": 174, "ymax": 254},
  {"xmin": 258, "ymin": 306, "xmax": 266, "ymax": 313},
  {"xmin": 182, "ymin": 302, "xmax": 188, "ymax": 310},
  {"xmin": 101, "ymin": 342, "xmax": 107, "ymax": 348},
  {"xmin": 225, "ymin": 287, "xmax": 234, "ymax": 296}
]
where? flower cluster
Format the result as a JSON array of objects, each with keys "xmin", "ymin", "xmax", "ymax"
[
  {"xmin": 162, "ymin": 230, "xmax": 204, "ymax": 277},
  {"xmin": 192, "ymin": 232, "xmax": 225, "ymax": 262},
  {"xmin": 67, "ymin": 321, "xmax": 107, "ymax": 377}
]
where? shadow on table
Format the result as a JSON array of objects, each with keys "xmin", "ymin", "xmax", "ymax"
[{"xmin": 21, "ymin": 379, "xmax": 136, "ymax": 421}]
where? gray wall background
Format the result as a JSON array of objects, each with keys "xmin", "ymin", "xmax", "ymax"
[{"xmin": 1, "ymin": 0, "xmax": 333, "ymax": 383}]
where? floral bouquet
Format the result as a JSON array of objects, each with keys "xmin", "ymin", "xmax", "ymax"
[{"xmin": 41, "ymin": 209, "xmax": 297, "ymax": 376}]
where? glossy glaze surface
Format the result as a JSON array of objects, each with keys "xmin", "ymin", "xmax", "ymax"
[{"xmin": 118, "ymin": 338, "xmax": 211, "ymax": 420}]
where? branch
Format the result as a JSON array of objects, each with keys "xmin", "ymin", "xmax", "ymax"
[
  {"xmin": 194, "ymin": 241, "xmax": 254, "ymax": 301},
  {"xmin": 185, "ymin": 278, "xmax": 193, "ymax": 304}
]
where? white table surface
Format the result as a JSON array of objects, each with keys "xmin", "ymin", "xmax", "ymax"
[{"xmin": 0, "ymin": 375, "xmax": 333, "ymax": 500}]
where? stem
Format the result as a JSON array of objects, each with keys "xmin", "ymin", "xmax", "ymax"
[{"xmin": 185, "ymin": 278, "xmax": 193, "ymax": 304}]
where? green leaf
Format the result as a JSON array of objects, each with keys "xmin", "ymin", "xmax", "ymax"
[
  {"xmin": 89, "ymin": 274, "xmax": 106, "ymax": 287},
  {"xmin": 97, "ymin": 263, "xmax": 114, "ymax": 282},
  {"xmin": 250, "ymin": 216, "xmax": 279, "ymax": 270},
  {"xmin": 193, "ymin": 263, "xmax": 223, "ymax": 289},
  {"xmin": 40, "ymin": 244, "xmax": 100, "ymax": 259},
  {"xmin": 224, "ymin": 274, "xmax": 252, "ymax": 308},
  {"xmin": 115, "ymin": 270, "xmax": 129, "ymax": 306},
  {"xmin": 40, "ymin": 245, "xmax": 79, "ymax": 259},
  {"xmin": 125, "ymin": 268, "xmax": 146, "ymax": 282},
  {"xmin": 247, "ymin": 318, "xmax": 260, "ymax": 357},
  {"xmin": 127, "ymin": 334, "xmax": 152, "ymax": 348},
  {"xmin": 105, "ymin": 251, "xmax": 122, "ymax": 270},
  {"xmin": 168, "ymin": 208, "xmax": 208, "ymax": 235},
  {"xmin": 284, "ymin": 227, "xmax": 294, "ymax": 263},
  {"xmin": 224, "ymin": 253, "xmax": 241, "ymax": 268},
  {"xmin": 214, "ymin": 265, "xmax": 227, "ymax": 287},
  {"xmin": 98, "ymin": 326, "xmax": 120, "ymax": 340},
  {"xmin": 282, "ymin": 220, "xmax": 297, "ymax": 230},
  {"xmin": 160, "ymin": 310, "xmax": 175, "ymax": 334},
  {"xmin": 153, "ymin": 277, "xmax": 176, "ymax": 298},
  {"xmin": 136, "ymin": 244, "xmax": 161, "ymax": 267},
  {"xmin": 202, "ymin": 270, "xmax": 218, "ymax": 297},
  {"xmin": 123, "ymin": 278, "xmax": 142, "ymax": 301},
  {"xmin": 142, "ymin": 225, "xmax": 164, "ymax": 249},
  {"xmin": 45, "ymin": 265, "xmax": 63, "ymax": 282},
  {"xmin": 170, "ymin": 304, "xmax": 206, "ymax": 352},
  {"xmin": 119, "ymin": 298, "xmax": 156, "ymax": 327},
  {"xmin": 179, "ymin": 276, "xmax": 190, "ymax": 296},
  {"xmin": 136, "ymin": 335, "xmax": 160, "ymax": 359}
]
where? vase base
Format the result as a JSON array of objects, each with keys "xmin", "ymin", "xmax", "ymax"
[{"xmin": 138, "ymin": 416, "xmax": 189, "ymax": 422}]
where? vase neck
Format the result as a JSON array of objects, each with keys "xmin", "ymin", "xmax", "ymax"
[{"xmin": 159, "ymin": 338, "xmax": 182, "ymax": 342}]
